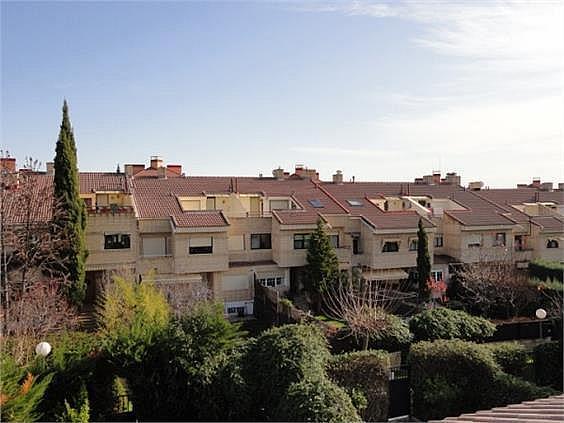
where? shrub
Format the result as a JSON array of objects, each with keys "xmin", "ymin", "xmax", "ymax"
[
  {"xmin": 529, "ymin": 259, "xmax": 564, "ymax": 283},
  {"xmin": 409, "ymin": 340, "xmax": 551, "ymax": 421},
  {"xmin": 0, "ymin": 355, "xmax": 52, "ymax": 422},
  {"xmin": 58, "ymin": 384, "xmax": 89, "ymax": 423},
  {"xmin": 274, "ymin": 378, "xmax": 361, "ymax": 422},
  {"xmin": 409, "ymin": 307, "xmax": 496, "ymax": 342},
  {"xmin": 327, "ymin": 350, "xmax": 390, "ymax": 422},
  {"xmin": 484, "ymin": 342, "xmax": 530, "ymax": 378},
  {"xmin": 368, "ymin": 313, "xmax": 413, "ymax": 352},
  {"xmin": 242, "ymin": 324, "xmax": 330, "ymax": 419},
  {"xmin": 534, "ymin": 341, "xmax": 563, "ymax": 390}
]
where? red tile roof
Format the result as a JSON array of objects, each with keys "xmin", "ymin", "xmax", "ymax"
[
  {"xmin": 171, "ymin": 211, "xmax": 228, "ymax": 228},
  {"xmin": 430, "ymin": 394, "xmax": 564, "ymax": 422},
  {"xmin": 79, "ymin": 172, "xmax": 130, "ymax": 193}
]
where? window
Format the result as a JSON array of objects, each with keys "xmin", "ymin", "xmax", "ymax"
[
  {"xmin": 382, "ymin": 241, "xmax": 400, "ymax": 253},
  {"xmin": 294, "ymin": 233, "xmax": 311, "ymax": 249},
  {"xmin": 346, "ymin": 199, "xmax": 363, "ymax": 207},
  {"xmin": 547, "ymin": 239, "xmax": 559, "ymax": 249},
  {"xmin": 467, "ymin": 234, "xmax": 482, "ymax": 248},
  {"xmin": 352, "ymin": 235, "xmax": 362, "ymax": 255},
  {"xmin": 434, "ymin": 236, "xmax": 443, "ymax": 248},
  {"xmin": 258, "ymin": 277, "xmax": 281, "ymax": 288},
  {"xmin": 494, "ymin": 232, "xmax": 506, "ymax": 247},
  {"xmin": 270, "ymin": 199, "xmax": 290, "ymax": 210},
  {"xmin": 227, "ymin": 306, "xmax": 246, "ymax": 317},
  {"xmin": 206, "ymin": 197, "xmax": 216, "ymax": 210},
  {"xmin": 409, "ymin": 239, "xmax": 418, "ymax": 251},
  {"xmin": 329, "ymin": 234, "xmax": 339, "ymax": 248},
  {"xmin": 432, "ymin": 270, "xmax": 444, "ymax": 281},
  {"xmin": 251, "ymin": 233, "xmax": 271, "ymax": 249},
  {"xmin": 308, "ymin": 199, "xmax": 324, "ymax": 208},
  {"xmin": 142, "ymin": 236, "xmax": 171, "ymax": 257},
  {"xmin": 104, "ymin": 233, "xmax": 131, "ymax": 250},
  {"xmin": 276, "ymin": 277, "xmax": 284, "ymax": 286},
  {"xmin": 189, "ymin": 237, "xmax": 213, "ymax": 254}
]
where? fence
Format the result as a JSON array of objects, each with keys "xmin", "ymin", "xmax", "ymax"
[
  {"xmin": 488, "ymin": 318, "xmax": 561, "ymax": 342},
  {"xmin": 388, "ymin": 365, "xmax": 410, "ymax": 419}
]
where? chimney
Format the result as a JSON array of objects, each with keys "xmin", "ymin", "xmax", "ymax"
[
  {"xmin": 445, "ymin": 172, "xmax": 461, "ymax": 186},
  {"xmin": 540, "ymin": 182, "xmax": 553, "ymax": 192},
  {"xmin": 558, "ymin": 183, "xmax": 564, "ymax": 191},
  {"xmin": 423, "ymin": 174, "xmax": 434, "ymax": 185},
  {"xmin": 531, "ymin": 178, "xmax": 541, "ymax": 188},
  {"xmin": 272, "ymin": 167, "xmax": 285, "ymax": 180},
  {"xmin": 332, "ymin": 170, "xmax": 343, "ymax": 184},
  {"xmin": 124, "ymin": 164, "xmax": 145, "ymax": 177},
  {"xmin": 150, "ymin": 155, "xmax": 164, "ymax": 169},
  {"xmin": 294, "ymin": 164, "xmax": 318, "ymax": 181},
  {"xmin": 468, "ymin": 181, "xmax": 484, "ymax": 191},
  {"xmin": 157, "ymin": 166, "xmax": 167, "ymax": 179},
  {"xmin": 167, "ymin": 164, "xmax": 182, "ymax": 176},
  {"xmin": 432, "ymin": 170, "xmax": 441, "ymax": 185},
  {"xmin": 0, "ymin": 157, "xmax": 16, "ymax": 173},
  {"xmin": 46, "ymin": 162, "xmax": 55, "ymax": 176}
]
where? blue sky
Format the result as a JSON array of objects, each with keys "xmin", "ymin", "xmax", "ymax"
[{"xmin": 1, "ymin": 1, "xmax": 563, "ymax": 187}]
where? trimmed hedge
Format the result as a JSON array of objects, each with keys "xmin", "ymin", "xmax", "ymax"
[
  {"xmin": 484, "ymin": 342, "xmax": 530, "ymax": 378},
  {"xmin": 275, "ymin": 378, "xmax": 361, "ymax": 422},
  {"xmin": 529, "ymin": 259, "xmax": 564, "ymax": 283},
  {"xmin": 327, "ymin": 350, "xmax": 390, "ymax": 422},
  {"xmin": 409, "ymin": 307, "xmax": 496, "ymax": 342},
  {"xmin": 409, "ymin": 340, "xmax": 552, "ymax": 421},
  {"xmin": 534, "ymin": 341, "xmax": 563, "ymax": 391},
  {"xmin": 242, "ymin": 324, "xmax": 330, "ymax": 419}
]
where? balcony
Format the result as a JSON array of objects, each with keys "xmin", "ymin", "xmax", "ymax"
[{"xmin": 86, "ymin": 205, "xmax": 135, "ymax": 216}]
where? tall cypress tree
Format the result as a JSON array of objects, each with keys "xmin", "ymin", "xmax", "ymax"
[
  {"xmin": 306, "ymin": 219, "xmax": 339, "ymax": 313},
  {"xmin": 416, "ymin": 218, "xmax": 431, "ymax": 303},
  {"xmin": 53, "ymin": 100, "xmax": 87, "ymax": 306}
]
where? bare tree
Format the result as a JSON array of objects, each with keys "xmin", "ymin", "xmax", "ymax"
[
  {"xmin": 324, "ymin": 275, "xmax": 415, "ymax": 350},
  {"xmin": 156, "ymin": 280, "xmax": 213, "ymax": 317}
]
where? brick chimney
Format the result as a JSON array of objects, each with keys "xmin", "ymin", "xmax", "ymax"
[
  {"xmin": 531, "ymin": 178, "xmax": 541, "ymax": 188},
  {"xmin": 150, "ymin": 155, "xmax": 164, "ymax": 169},
  {"xmin": 46, "ymin": 162, "xmax": 55, "ymax": 176},
  {"xmin": 157, "ymin": 166, "xmax": 167, "ymax": 179},
  {"xmin": 124, "ymin": 164, "xmax": 145, "ymax": 177},
  {"xmin": 0, "ymin": 157, "xmax": 16, "ymax": 173},
  {"xmin": 167, "ymin": 164, "xmax": 182, "ymax": 176},
  {"xmin": 272, "ymin": 167, "xmax": 285, "ymax": 180},
  {"xmin": 332, "ymin": 170, "xmax": 343, "ymax": 184}
]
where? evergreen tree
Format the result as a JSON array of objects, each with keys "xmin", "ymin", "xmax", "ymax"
[
  {"xmin": 306, "ymin": 219, "xmax": 339, "ymax": 312},
  {"xmin": 416, "ymin": 218, "xmax": 431, "ymax": 302},
  {"xmin": 53, "ymin": 100, "xmax": 88, "ymax": 306}
]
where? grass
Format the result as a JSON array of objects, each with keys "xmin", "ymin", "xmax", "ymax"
[{"xmin": 315, "ymin": 315, "xmax": 346, "ymax": 329}]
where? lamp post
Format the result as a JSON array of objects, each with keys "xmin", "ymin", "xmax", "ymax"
[
  {"xmin": 35, "ymin": 341, "xmax": 52, "ymax": 357},
  {"xmin": 535, "ymin": 308, "xmax": 547, "ymax": 339}
]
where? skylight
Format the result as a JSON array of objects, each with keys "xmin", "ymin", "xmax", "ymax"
[
  {"xmin": 346, "ymin": 199, "xmax": 363, "ymax": 207},
  {"xmin": 308, "ymin": 199, "xmax": 324, "ymax": 208}
]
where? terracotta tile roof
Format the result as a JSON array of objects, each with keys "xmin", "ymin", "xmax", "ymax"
[
  {"xmin": 320, "ymin": 181, "xmax": 462, "ymax": 198},
  {"xmin": 79, "ymin": 172, "xmax": 130, "ymax": 193},
  {"xmin": 430, "ymin": 394, "xmax": 564, "ymax": 422},
  {"xmin": 4, "ymin": 174, "xmax": 54, "ymax": 224},
  {"xmin": 133, "ymin": 167, "xmax": 183, "ymax": 179},
  {"xmin": 477, "ymin": 188, "xmax": 564, "ymax": 206},
  {"xmin": 531, "ymin": 216, "xmax": 564, "ymax": 232},
  {"xmin": 445, "ymin": 191, "xmax": 518, "ymax": 226},
  {"xmin": 171, "ymin": 211, "xmax": 228, "ymax": 228}
]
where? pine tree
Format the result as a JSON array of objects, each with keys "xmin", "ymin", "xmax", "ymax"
[
  {"xmin": 53, "ymin": 100, "xmax": 88, "ymax": 306},
  {"xmin": 306, "ymin": 219, "xmax": 339, "ymax": 312},
  {"xmin": 416, "ymin": 218, "xmax": 431, "ymax": 303}
]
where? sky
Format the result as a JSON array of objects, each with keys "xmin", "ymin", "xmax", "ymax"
[{"xmin": 1, "ymin": 0, "xmax": 563, "ymax": 188}]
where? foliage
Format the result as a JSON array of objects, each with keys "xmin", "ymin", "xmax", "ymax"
[
  {"xmin": 119, "ymin": 302, "xmax": 247, "ymax": 421},
  {"xmin": 534, "ymin": 341, "xmax": 563, "ymax": 391},
  {"xmin": 37, "ymin": 331, "xmax": 115, "ymax": 422},
  {"xmin": 484, "ymin": 342, "xmax": 530, "ymax": 378},
  {"xmin": 409, "ymin": 340, "xmax": 552, "ymax": 421},
  {"xmin": 448, "ymin": 260, "xmax": 538, "ymax": 318},
  {"xmin": 242, "ymin": 324, "xmax": 330, "ymax": 419},
  {"xmin": 416, "ymin": 218, "xmax": 431, "ymax": 302},
  {"xmin": 52, "ymin": 100, "xmax": 88, "ymax": 306},
  {"xmin": 59, "ymin": 383, "xmax": 89, "ymax": 423},
  {"xmin": 274, "ymin": 377, "xmax": 361, "ymax": 423},
  {"xmin": 529, "ymin": 259, "xmax": 564, "ymax": 283},
  {"xmin": 0, "ymin": 355, "xmax": 52, "ymax": 422},
  {"xmin": 530, "ymin": 277, "xmax": 563, "ymax": 317},
  {"xmin": 409, "ymin": 307, "xmax": 496, "ymax": 342},
  {"xmin": 306, "ymin": 219, "xmax": 339, "ymax": 311},
  {"xmin": 327, "ymin": 350, "xmax": 390, "ymax": 422},
  {"xmin": 365, "ymin": 311, "xmax": 412, "ymax": 352},
  {"xmin": 99, "ymin": 274, "xmax": 170, "ymax": 369}
]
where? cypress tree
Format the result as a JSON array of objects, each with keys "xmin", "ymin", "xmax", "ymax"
[
  {"xmin": 416, "ymin": 218, "xmax": 431, "ymax": 303},
  {"xmin": 53, "ymin": 100, "xmax": 88, "ymax": 306},
  {"xmin": 306, "ymin": 219, "xmax": 339, "ymax": 312}
]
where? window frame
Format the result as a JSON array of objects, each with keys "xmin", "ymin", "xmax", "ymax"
[
  {"xmin": 382, "ymin": 241, "xmax": 400, "ymax": 253},
  {"xmin": 250, "ymin": 233, "xmax": 272, "ymax": 250},
  {"xmin": 547, "ymin": 239, "xmax": 559, "ymax": 249},
  {"xmin": 104, "ymin": 233, "xmax": 131, "ymax": 250},
  {"xmin": 408, "ymin": 238, "xmax": 418, "ymax": 251},
  {"xmin": 189, "ymin": 237, "xmax": 213, "ymax": 255},
  {"xmin": 434, "ymin": 236, "xmax": 443, "ymax": 248},
  {"xmin": 494, "ymin": 232, "xmax": 506, "ymax": 247},
  {"xmin": 329, "ymin": 234, "xmax": 339, "ymax": 249},
  {"xmin": 293, "ymin": 233, "xmax": 312, "ymax": 249}
]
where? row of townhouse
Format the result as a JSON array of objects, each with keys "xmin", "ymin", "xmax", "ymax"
[{"xmin": 3, "ymin": 156, "xmax": 563, "ymax": 317}]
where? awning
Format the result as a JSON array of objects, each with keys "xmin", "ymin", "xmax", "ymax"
[{"xmin": 361, "ymin": 268, "xmax": 409, "ymax": 281}]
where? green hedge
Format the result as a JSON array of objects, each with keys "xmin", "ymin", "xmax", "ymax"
[
  {"xmin": 534, "ymin": 341, "xmax": 563, "ymax": 391},
  {"xmin": 409, "ymin": 307, "xmax": 496, "ymax": 342},
  {"xmin": 409, "ymin": 340, "xmax": 552, "ymax": 421},
  {"xmin": 484, "ymin": 342, "xmax": 530, "ymax": 378},
  {"xmin": 242, "ymin": 324, "xmax": 330, "ymax": 419},
  {"xmin": 274, "ymin": 378, "xmax": 361, "ymax": 422},
  {"xmin": 529, "ymin": 259, "xmax": 564, "ymax": 283},
  {"xmin": 327, "ymin": 350, "xmax": 389, "ymax": 422}
]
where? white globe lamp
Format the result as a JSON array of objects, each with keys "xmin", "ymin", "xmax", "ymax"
[
  {"xmin": 35, "ymin": 341, "xmax": 52, "ymax": 357},
  {"xmin": 535, "ymin": 308, "xmax": 547, "ymax": 320}
]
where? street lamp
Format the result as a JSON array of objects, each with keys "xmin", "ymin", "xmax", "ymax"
[
  {"xmin": 535, "ymin": 308, "xmax": 547, "ymax": 339},
  {"xmin": 35, "ymin": 341, "xmax": 51, "ymax": 357}
]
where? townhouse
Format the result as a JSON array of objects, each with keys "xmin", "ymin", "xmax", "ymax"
[{"xmin": 3, "ymin": 155, "xmax": 563, "ymax": 317}]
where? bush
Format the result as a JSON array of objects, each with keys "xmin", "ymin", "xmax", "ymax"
[
  {"xmin": 0, "ymin": 355, "xmax": 52, "ymax": 422},
  {"xmin": 242, "ymin": 324, "xmax": 330, "ymax": 419},
  {"xmin": 529, "ymin": 259, "xmax": 564, "ymax": 283},
  {"xmin": 484, "ymin": 342, "xmax": 530, "ymax": 378},
  {"xmin": 59, "ymin": 384, "xmax": 89, "ymax": 423},
  {"xmin": 369, "ymin": 313, "xmax": 413, "ymax": 352},
  {"xmin": 327, "ymin": 350, "xmax": 389, "ymax": 422},
  {"xmin": 274, "ymin": 378, "xmax": 361, "ymax": 422},
  {"xmin": 409, "ymin": 307, "xmax": 496, "ymax": 342},
  {"xmin": 409, "ymin": 340, "xmax": 551, "ymax": 421},
  {"xmin": 534, "ymin": 341, "xmax": 563, "ymax": 390}
]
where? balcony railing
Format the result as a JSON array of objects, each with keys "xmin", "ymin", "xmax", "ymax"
[{"xmin": 86, "ymin": 205, "xmax": 135, "ymax": 215}]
